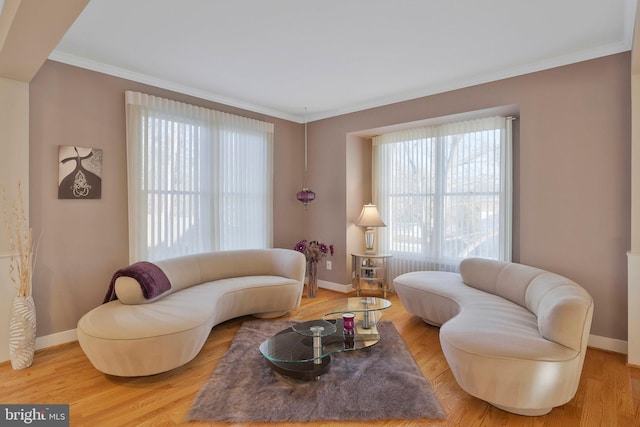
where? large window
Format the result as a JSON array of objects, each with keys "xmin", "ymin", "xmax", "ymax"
[
  {"xmin": 125, "ymin": 91, "xmax": 273, "ymax": 262},
  {"xmin": 373, "ymin": 116, "xmax": 512, "ymax": 275}
]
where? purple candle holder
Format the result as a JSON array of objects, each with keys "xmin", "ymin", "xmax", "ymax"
[
  {"xmin": 343, "ymin": 313, "xmax": 356, "ymax": 349},
  {"xmin": 343, "ymin": 312, "xmax": 355, "ymax": 331}
]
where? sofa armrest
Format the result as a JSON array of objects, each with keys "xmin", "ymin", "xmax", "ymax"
[{"xmin": 537, "ymin": 286, "xmax": 593, "ymax": 352}]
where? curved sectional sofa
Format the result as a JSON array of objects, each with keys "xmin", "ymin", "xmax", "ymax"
[
  {"xmin": 394, "ymin": 257, "xmax": 593, "ymax": 416},
  {"xmin": 77, "ymin": 248, "xmax": 306, "ymax": 377}
]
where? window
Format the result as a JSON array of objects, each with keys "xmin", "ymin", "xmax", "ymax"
[
  {"xmin": 125, "ymin": 91, "xmax": 273, "ymax": 262},
  {"xmin": 373, "ymin": 116, "xmax": 512, "ymax": 275}
]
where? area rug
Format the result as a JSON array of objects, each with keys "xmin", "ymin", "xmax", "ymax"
[{"xmin": 186, "ymin": 320, "xmax": 446, "ymax": 423}]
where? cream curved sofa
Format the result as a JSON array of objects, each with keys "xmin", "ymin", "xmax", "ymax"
[
  {"xmin": 77, "ymin": 248, "xmax": 306, "ymax": 377},
  {"xmin": 394, "ymin": 258, "xmax": 593, "ymax": 416}
]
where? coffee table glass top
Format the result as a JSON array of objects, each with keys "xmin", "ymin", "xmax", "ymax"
[
  {"xmin": 291, "ymin": 319, "xmax": 337, "ymax": 337},
  {"xmin": 322, "ymin": 297, "xmax": 392, "ymax": 320}
]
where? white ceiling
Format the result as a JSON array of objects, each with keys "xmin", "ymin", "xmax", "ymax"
[{"xmin": 51, "ymin": 0, "xmax": 637, "ymax": 122}]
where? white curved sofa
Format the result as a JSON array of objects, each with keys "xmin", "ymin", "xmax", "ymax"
[
  {"xmin": 394, "ymin": 258, "xmax": 593, "ymax": 416},
  {"xmin": 77, "ymin": 248, "xmax": 306, "ymax": 377}
]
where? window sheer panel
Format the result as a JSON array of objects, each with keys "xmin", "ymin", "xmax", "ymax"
[
  {"xmin": 501, "ymin": 120, "xmax": 513, "ymax": 261},
  {"xmin": 125, "ymin": 91, "xmax": 273, "ymax": 262},
  {"xmin": 217, "ymin": 120, "xmax": 274, "ymax": 250},
  {"xmin": 125, "ymin": 99, "xmax": 146, "ymax": 263},
  {"xmin": 373, "ymin": 116, "xmax": 512, "ymax": 276},
  {"xmin": 149, "ymin": 117, "xmax": 209, "ymax": 260}
]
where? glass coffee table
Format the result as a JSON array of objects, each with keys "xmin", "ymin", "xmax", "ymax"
[{"xmin": 259, "ymin": 297, "xmax": 392, "ymax": 380}]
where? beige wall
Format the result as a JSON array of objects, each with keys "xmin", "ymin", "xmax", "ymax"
[
  {"xmin": 0, "ymin": 77, "xmax": 29, "ymax": 362},
  {"xmin": 28, "ymin": 52, "xmax": 630, "ymax": 343},
  {"xmin": 29, "ymin": 60, "xmax": 304, "ymax": 336},
  {"xmin": 345, "ymin": 134, "xmax": 372, "ymax": 261},
  {"xmin": 308, "ymin": 53, "xmax": 630, "ymax": 341},
  {"xmin": 628, "ymin": 9, "xmax": 640, "ymax": 366}
]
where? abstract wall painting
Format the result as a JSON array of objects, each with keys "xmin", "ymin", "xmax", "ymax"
[{"xmin": 58, "ymin": 146, "xmax": 103, "ymax": 199}]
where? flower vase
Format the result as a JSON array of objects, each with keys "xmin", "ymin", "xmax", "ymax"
[
  {"xmin": 8, "ymin": 295, "xmax": 36, "ymax": 370},
  {"xmin": 306, "ymin": 260, "xmax": 318, "ymax": 298}
]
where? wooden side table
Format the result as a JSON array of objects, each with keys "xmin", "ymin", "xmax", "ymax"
[{"xmin": 351, "ymin": 253, "xmax": 392, "ymax": 298}]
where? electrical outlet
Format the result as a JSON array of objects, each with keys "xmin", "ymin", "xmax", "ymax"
[{"xmin": 326, "ymin": 260, "xmax": 332, "ymax": 270}]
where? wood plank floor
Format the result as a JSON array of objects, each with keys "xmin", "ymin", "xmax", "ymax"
[{"xmin": 1, "ymin": 289, "xmax": 639, "ymax": 426}]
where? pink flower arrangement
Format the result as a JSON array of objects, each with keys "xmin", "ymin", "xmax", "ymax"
[{"xmin": 294, "ymin": 240, "xmax": 334, "ymax": 263}]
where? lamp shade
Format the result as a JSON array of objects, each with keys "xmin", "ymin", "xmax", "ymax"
[{"xmin": 356, "ymin": 204, "xmax": 386, "ymax": 227}]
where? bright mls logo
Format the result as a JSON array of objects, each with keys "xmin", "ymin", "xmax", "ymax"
[{"xmin": 1, "ymin": 405, "xmax": 69, "ymax": 426}]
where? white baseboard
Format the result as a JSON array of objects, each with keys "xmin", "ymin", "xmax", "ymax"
[
  {"xmin": 588, "ymin": 334, "xmax": 627, "ymax": 354},
  {"xmin": 1, "ymin": 329, "xmax": 78, "ymax": 363},
  {"xmin": 35, "ymin": 329, "xmax": 77, "ymax": 351},
  {"xmin": 318, "ymin": 280, "xmax": 353, "ymax": 293}
]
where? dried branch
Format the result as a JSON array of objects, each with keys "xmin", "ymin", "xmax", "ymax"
[{"xmin": 2, "ymin": 182, "xmax": 36, "ymax": 297}]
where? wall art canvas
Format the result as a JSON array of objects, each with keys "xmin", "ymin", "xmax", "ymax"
[{"xmin": 58, "ymin": 146, "xmax": 103, "ymax": 199}]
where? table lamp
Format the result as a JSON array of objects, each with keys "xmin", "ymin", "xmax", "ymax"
[{"xmin": 356, "ymin": 204, "xmax": 386, "ymax": 254}]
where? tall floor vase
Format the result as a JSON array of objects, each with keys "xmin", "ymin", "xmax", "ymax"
[
  {"xmin": 8, "ymin": 295, "xmax": 36, "ymax": 370},
  {"xmin": 306, "ymin": 261, "xmax": 318, "ymax": 298}
]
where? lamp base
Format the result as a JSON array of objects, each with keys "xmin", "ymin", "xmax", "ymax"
[{"xmin": 364, "ymin": 227, "xmax": 376, "ymax": 255}]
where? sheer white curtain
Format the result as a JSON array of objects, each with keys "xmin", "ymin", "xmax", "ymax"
[
  {"xmin": 373, "ymin": 116, "xmax": 512, "ymax": 277},
  {"xmin": 125, "ymin": 91, "xmax": 273, "ymax": 262}
]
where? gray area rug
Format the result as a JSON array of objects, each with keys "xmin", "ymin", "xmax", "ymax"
[{"xmin": 186, "ymin": 320, "xmax": 446, "ymax": 423}]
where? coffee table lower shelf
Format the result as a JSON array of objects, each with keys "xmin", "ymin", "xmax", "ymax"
[{"xmin": 266, "ymin": 356, "xmax": 331, "ymax": 381}]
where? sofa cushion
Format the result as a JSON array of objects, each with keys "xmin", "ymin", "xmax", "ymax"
[
  {"xmin": 114, "ymin": 255, "xmax": 200, "ymax": 304},
  {"xmin": 441, "ymin": 286, "xmax": 578, "ymax": 361},
  {"xmin": 459, "ymin": 258, "xmax": 593, "ymax": 350},
  {"xmin": 114, "ymin": 248, "xmax": 305, "ymax": 305},
  {"xmin": 81, "ymin": 284, "xmax": 217, "ymax": 340},
  {"xmin": 531, "ymin": 279, "xmax": 593, "ymax": 352},
  {"xmin": 81, "ymin": 275, "xmax": 300, "ymax": 340},
  {"xmin": 193, "ymin": 249, "xmax": 306, "ymax": 281},
  {"xmin": 459, "ymin": 257, "xmax": 546, "ymax": 308}
]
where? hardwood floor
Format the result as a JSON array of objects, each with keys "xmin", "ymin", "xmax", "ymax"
[{"xmin": 1, "ymin": 289, "xmax": 639, "ymax": 426}]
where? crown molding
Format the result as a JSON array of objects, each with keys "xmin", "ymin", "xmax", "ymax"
[
  {"xmin": 50, "ymin": 23, "xmax": 634, "ymax": 125},
  {"xmin": 48, "ymin": 50, "xmax": 304, "ymax": 123},
  {"xmin": 308, "ymin": 40, "xmax": 633, "ymax": 122}
]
